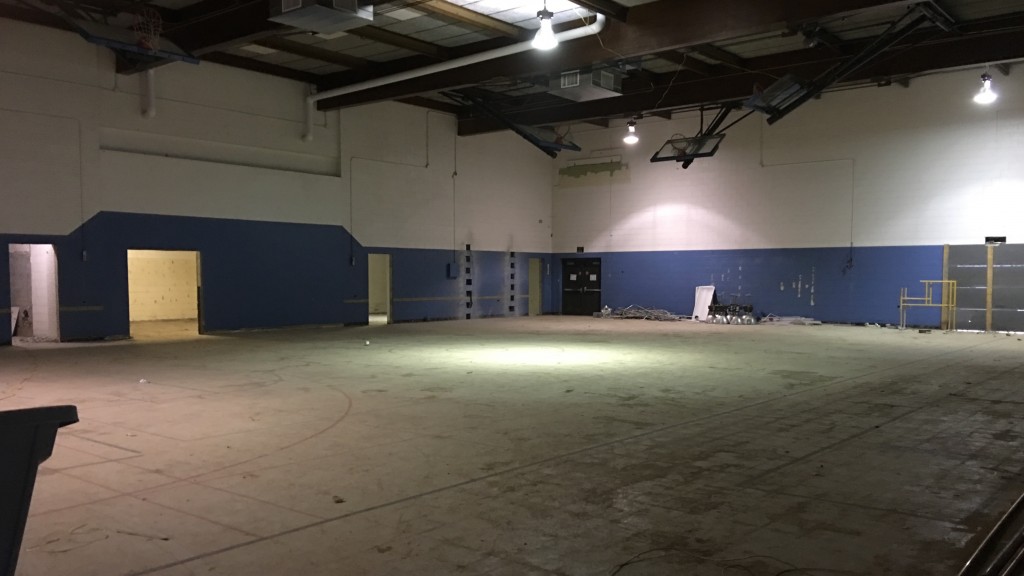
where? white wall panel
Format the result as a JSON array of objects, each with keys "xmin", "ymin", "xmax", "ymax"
[
  {"xmin": 0, "ymin": 110, "xmax": 83, "ymax": 235},
  {"xmin": 99, "ymin": 151, "xmax": 345, "ymax": 225},
  {"xmin": 554, "ymin": 69, "xmax": 1024, "ymax": 252},
  {"xmin": 112, "ymin": 61, "xmax": 309, "ymax": 123},
  {"xmin": 99, "ymin": 128, "xmax": 338, "ymax": 176},
  {"xmin": 341, "ymin": 103, "xmax": 553, "ymax": 252},
  {"xmin": 0, "ymin": 20, "xmax": 550, "ymax": 252},
  {"xmin": 342, "ymin": 103, "xmax": 453, "ymax": 249},
  {"xmin": 455, "ymin": 131, "xmax": 553, "ymax": 253},
  {"xmin": 99, "ymin": 84, "xmax": 336, "ymax": 159},
  {"xmin": 350, "ymin": 155, "xmax": 455, "ymax": 248},
  {"xmin": 0, "ymin": 18, "xmax": 103, "ymax": 87},
  {"xmin": 0, "ymin": 19, "xmax": 342, "ymax": 234}
]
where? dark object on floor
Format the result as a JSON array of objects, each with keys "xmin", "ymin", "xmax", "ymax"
[
  {"xmin": 0, "ymin": 405, "xmax": 79, "ymax": 576},
  {"xmin": 959, "ymin": 490, "xmax": 1024, "ymax": 576}
]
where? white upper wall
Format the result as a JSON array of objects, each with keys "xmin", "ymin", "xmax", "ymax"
[
  {"xmin": 0, "ymin": 19, "xmax": 341, "ymax": 236},
  {"xmin": 0, "ymin": 18, "xmax": 553, "ymax": 253},
  {"xmin": 18, "ymin": 13, "xmax": 1017, "ymax": 255},
  {"xmin": 553, "ymin": 68, "xmax": 1024, "ymax": 251},
  {"xmin": 455, "ymin": 130, "xmax": 554, "ymax": 253},
  {"xmin": 339, "ymin": 102, "xmax": 553, "ymax": 253}
]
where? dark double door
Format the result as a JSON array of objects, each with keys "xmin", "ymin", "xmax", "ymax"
[{"xmin": 562, "ymin": 258, "xmax": 601, "ymax": 315}]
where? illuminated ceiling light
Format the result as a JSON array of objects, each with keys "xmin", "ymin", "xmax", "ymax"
[
  {"xmin": 532, "ymin": 3, "xmax": 558, "ymax": 51},
  {"xmin": 974, "ymin": 73, "xmax": 998, "ymax": 105},
  {"xmin": 623, "ymin": 119, "xmax": 639, "ymax": 145}
]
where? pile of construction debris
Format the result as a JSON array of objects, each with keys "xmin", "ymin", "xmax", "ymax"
[
  {"xmin": 760, "ymin": 314, "xmax": 821, "ymax": 325},
  {"xmin": 602, "ymin": 305, "xmax": 683, "ymax": 321}
]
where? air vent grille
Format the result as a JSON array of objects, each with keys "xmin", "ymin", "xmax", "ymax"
[{"xmin": 561, "ymin": 70, "xmax": 581, "ymax": 89}]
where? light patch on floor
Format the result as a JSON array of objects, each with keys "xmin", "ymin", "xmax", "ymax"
[
  {"xmin": 131, "ymin": 320, "xmax": 201, "ymax": 342},
  {"xmin": 467, "ymin": 344, "xmax": 622, "ymax": 367},
  {"xmin": 1, "ymin": 317, "xmax": 1022, "ymax": 576}
]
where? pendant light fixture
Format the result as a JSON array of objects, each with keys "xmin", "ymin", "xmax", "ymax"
[
  {"xmin": 973, "ymin": 73, "xmax": 997, "ymax": 105},
  {"xmin": 623, "ymin": 119, "xmax": 639, "ymax": 145},
  {"xmin": 532, "ymin": 1, "xmax": 558, "ymax": 51}
]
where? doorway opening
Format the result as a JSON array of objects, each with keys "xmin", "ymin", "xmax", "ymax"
[
  {"xmin": 127, "ymin": 249, "xmax": 200, "ymax": 339},
  {"xmin": 528, "ymin": 258, "xmax": 543, "ymax": 316},
  {"xmin": 7, "ymin": 244, "xmax": 60, "ymax": 343},
  {"xmin": 368, "ymin": 253, "xmax": 392, "ymax": 325},
  {"xmin": 561, "ymin": 258, "xmax": 602, "ymax": 316}
]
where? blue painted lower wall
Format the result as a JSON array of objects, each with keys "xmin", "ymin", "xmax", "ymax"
[
  {"xmin": 368, "ymin": 247, "xmax": 556, "ymax": 322},
  {"xmin": 554, "ymin": 246, "xmax": 943, "ymax": 325},
  {"xmin": 0, "ymin": 212, "xmax": 559, "ymax": 344},
  {"xmin": 1, "ymin": 212, "xmax": 943, "ymax": 345},
  {"xmin": 1, "ymin": 212, "xmax": 372, "ymax": 343}
]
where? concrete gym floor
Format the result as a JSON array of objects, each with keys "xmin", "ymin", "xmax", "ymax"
[{"xmin": 1, "ymin": 317, "xmax": 1022, "ymax": 576}]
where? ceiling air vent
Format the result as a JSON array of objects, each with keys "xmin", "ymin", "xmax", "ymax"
[
  {"xmin": 269, "ymin": 0, "xmax": 373, "ymax": 34},
  {"xmin": 550, "ymin": 67, "xmax": 623, "ymax": 102},
  {"xmin": 561, "ymin": 70, "xmax": 581, "ymax": 89}
]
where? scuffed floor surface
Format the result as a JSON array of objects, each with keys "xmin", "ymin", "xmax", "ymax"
[{"xmin": 1, "ymin": 317, "xmax": 1022, "ymax": 576}]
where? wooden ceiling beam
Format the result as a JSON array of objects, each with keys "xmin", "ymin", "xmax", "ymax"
[
  {"xmin": 656, "ymin": 50, "xmax": 715, "ymax": 75},
  {"xmin": 317, "ymin": 0, "xmax": 922, "ymax": 109},
  {"xmin": 255, "ymin": 37, "xmax": 371, "ymax": 69},
  {"xmin": 415, "ymin": 1, "xmax": 524, "ymax": 39},
  {"xmin": 571, "ymin": 0, "xmax": 629, "ymax": 22},
  {"xmin": 398, "ymin": 96, "xmax": 463, "ymax": 114},
  {"xmin": 162, "ymin": 0, "xmax": 284, "ymax": 55},
  {"xmin": 202, "ymin": 52, "xmax": 319, "ymax": 83},
  {"xmin": 346, "ymin": 26, "xmax": 449, "ymax": 59},
  {"xmin": 457, "ymin": 18, "xmax": 1024, "ymax": 134},
  {"xmin": 689, "ymin": 44, "xmax": 747, "ymax": 69}
]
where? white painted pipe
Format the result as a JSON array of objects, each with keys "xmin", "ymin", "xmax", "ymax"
[
  {"xmin": 141, "ymin": 69, "xmax": 156, "ymax": 118},
  {"xmin": 309, "ymin": 14, "xmax": 607, "ymax": 106},
  {"xmin": 302, "ymin": 97, "xmax": 314, "ymax": 142}
]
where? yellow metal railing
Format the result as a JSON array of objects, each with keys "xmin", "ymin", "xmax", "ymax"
[{"xmin": 899, "ymin": 280, "xmax": 957, "ymax": 331}]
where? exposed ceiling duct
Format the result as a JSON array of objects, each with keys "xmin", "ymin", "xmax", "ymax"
[
  {"xmin": 308, "ymin": 14, "xmax": 607, "ymax": 108},
  {"xmin": 549, "ymin": 68, "xmax": 624, "ymax": 102},
  {"xmin": 4, "ymin": 0, "xmax": 1024, "ymax": 141},
  {"xmin": 268, "ymin": 0, "xmax": 373, "ymax": 35}
]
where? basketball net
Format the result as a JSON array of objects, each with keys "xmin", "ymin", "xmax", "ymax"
[{"xmin": 132, "ymin": 8, "xmax": 162, "ymax": 54}]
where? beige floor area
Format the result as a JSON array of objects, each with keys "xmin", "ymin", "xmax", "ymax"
[{"xmin": 1, "ymin": 317, "xmax": 1022, "ymax": 576}]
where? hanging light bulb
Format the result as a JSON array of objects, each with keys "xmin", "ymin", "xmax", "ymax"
[
  {"xmin": 532, "ymin": 2, "xmax": 558, "ymax": 51},
  {"xmin": 974, "ymin": 73, "xmax": 997, "ymax": 105},
  {"xmin": 623, "ymin": 120, "xmax": 639, "ymax": 145}
]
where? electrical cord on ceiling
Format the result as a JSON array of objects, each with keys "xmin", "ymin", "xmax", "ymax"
[
  {"xmin": 572, "ymin": 6, "xmax": 626, "ymax": 60},
  {"xmin": 653, "ymin": 61, "xmax": 685, "ymax": 111}
]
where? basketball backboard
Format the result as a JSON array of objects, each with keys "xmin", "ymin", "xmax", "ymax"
[
  {"xmin": 650, "ymin": 133, "xmax": 725, "ymax": 164},
  {"xmin": 72, "ymin": 18, "xmax": 198, "ymax": 65}
]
